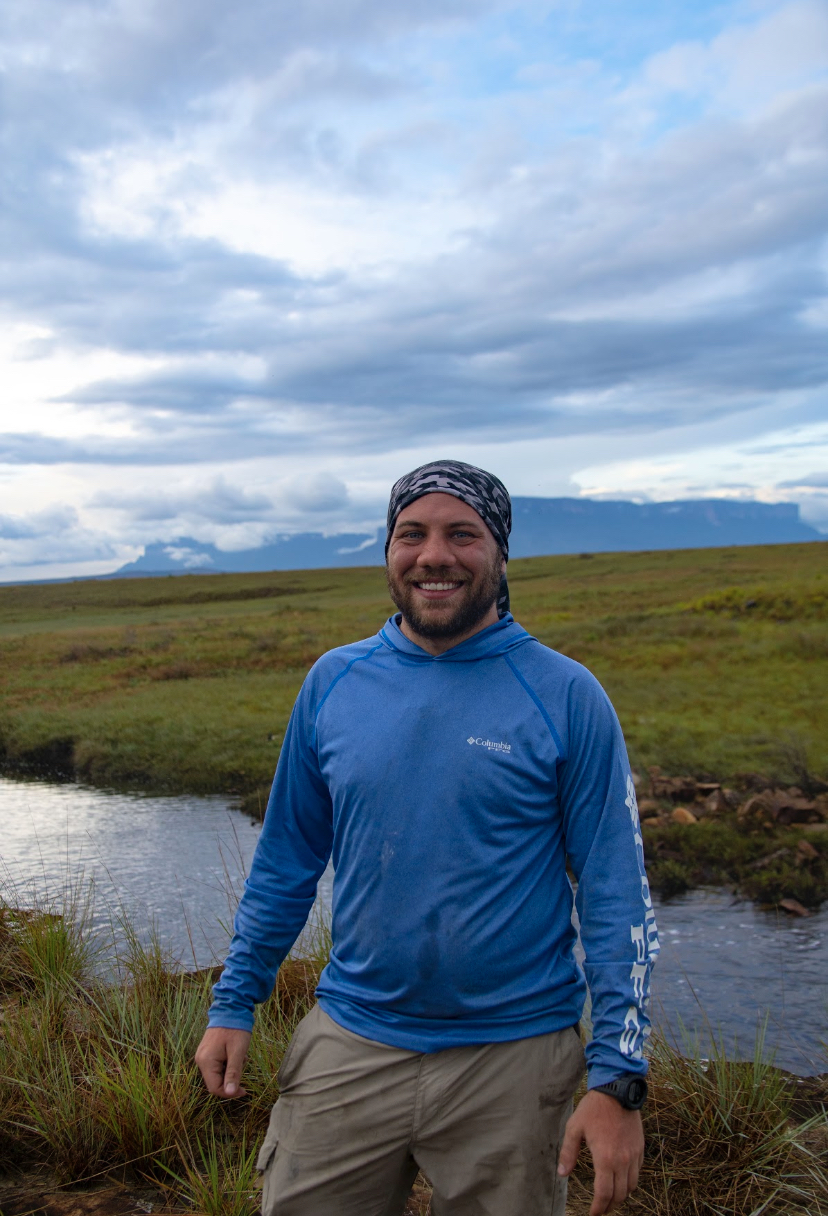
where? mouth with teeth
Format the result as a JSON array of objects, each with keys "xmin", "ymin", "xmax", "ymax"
[{"xmin": 408, "ymin": 576, "xmax": 469, "ymax": 600}]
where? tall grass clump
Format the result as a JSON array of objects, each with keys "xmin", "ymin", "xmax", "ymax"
[
  {"xmin": 2, "ymin": 875, "xmax": 826, "ymax": 1214},
  {"xmin": 567, "ymin": 1023, "xmax": 828, "ymax": 1215},
  {"xmin": 0, "ymin": 875, "xmax": 322, "ymax": 1206},
  {"xmin": 160, "ymin": 1125, "xmax": 260, "ymax": 1216},
  {"xmin": 0, "ymin": 876, "xmax": 97, "ymax": 998}
]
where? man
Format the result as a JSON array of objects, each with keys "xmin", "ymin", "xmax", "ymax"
[{"xmin": 196, "ymin": 459, "xmax": 658, "ymax": 1216}]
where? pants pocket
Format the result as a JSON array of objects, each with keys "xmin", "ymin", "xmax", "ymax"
[{"xmin": 256, "ymin": 1102, "xmax": 280, "ymax": 1174}]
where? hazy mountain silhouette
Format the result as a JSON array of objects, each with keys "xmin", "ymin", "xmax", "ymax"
[{"xmin": 113, "ymin": 497, "xmax": 822, "ymax": 577}]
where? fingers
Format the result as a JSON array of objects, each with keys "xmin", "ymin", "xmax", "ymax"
[
  {"xmin": 222, "ymin": 1033, "xmax": 250, "ymax": 1097},
  {"xmin": 589, "ymin": 1161, "xmax": 638, "ymax": 1216},
  {"xmin": 195, "ymin": 1027, "xmax": 251, "ymax": 1099},
  {"xmin": 589, "ymin": 1165, "xmax": 616, "ymax": 1216},
  {"xmin": 197, "ymin": 1048, "xmax": 228, "ymax": 1096},
  {"xmin": 565, "ymin": 1090, "xmax": 645, "ymax": 1214},
  {"xmin": 557, "ymin": 1113, "xmax": 584, "ymax": 1178}
]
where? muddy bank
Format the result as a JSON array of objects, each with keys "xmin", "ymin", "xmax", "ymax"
[{"xmin": 637, "ymin": 768, "xmax": 828, "ymax": 909}]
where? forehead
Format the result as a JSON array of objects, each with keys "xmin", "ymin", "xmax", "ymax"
[{"xmin": 394, "ymin": 491, "xmax": 487, "ymax": 526}]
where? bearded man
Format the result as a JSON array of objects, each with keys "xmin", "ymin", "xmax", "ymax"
[{"xmin": 196, "ymin": 459, "xmax": 658, "ymax": 1216}]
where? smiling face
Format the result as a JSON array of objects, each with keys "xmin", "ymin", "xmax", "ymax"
[{"xmin": 386, "ymin": 492, "xmax": 505, "ymax": 654}]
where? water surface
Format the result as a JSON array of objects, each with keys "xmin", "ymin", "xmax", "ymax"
[
  {"xmin": 0, "ymin": 776, "xmax": 332, "ymax": 967},
  {"xmin": 2, "ymin": 777, "xmax": 825, "ymax": 1073}
]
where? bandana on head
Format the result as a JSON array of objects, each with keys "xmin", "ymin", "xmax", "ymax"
[{"xmin": 385, "ymin": 459, "xmax": 512, "ymax": 617}]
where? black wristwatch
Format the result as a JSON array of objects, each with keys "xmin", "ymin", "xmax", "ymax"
[{"xmin": 592, "ymin": 1074, "xmax": 648, "ymax": 1110}]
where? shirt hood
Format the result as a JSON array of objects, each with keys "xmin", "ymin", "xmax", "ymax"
[{"xmin": 379, "ymin": 612, "xmax": 533, "ymax": 662}]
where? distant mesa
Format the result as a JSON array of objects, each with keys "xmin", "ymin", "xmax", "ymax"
[{"xmin": 112, "ymin": 497, "xmax": 822, "ymax": 578}]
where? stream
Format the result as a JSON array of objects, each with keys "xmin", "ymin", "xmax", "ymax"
[{"xmin": 1, "ymin": 776, "xmax": 825, "ymax": 1075}]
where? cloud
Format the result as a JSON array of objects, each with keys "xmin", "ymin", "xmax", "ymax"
[
  {"xmin": 279, "ymin": 471, "xmax": 350, "ymax": 512},
  {"xmin": 93, "ymin": 477, "xmax": 274, "ymax": 522},
  {"xmin": 84, "ymin": 470, "xmax": 354, "ymax": 555},
  {"xmin": 1, "ymin": 0, "xmax": 828, "ymax": 578},
  {"xmin": 162, "ymin": 545, "xmax": 215, "ymax": 569},
  {"xmin": 0, "ymin": 505, "xmax": 79, "ymax": 540},
  {"xmin": 0, "ymin": 503, "xmax": 125, "ymax": 570},
  {"xmin": 23, "ymin": 74, "xmax": 824, "ymax": 462},
  {"xmin": 642, "ymin": 0, "xmax": 828, "ymax": 113},
  {"xmin": 778, "ymin": 471, "xmax": 828, "ymax": 488}
]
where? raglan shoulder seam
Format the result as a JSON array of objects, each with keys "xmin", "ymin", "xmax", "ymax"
[
  {"xmin": 504, "ymin": 652, "xmax": 566, "ymax": 759},
  {"xmin": 312, "ymin": 642, "xmax": 384, "ymax": 745}
]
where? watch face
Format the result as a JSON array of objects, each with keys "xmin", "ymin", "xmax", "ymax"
[{"xmin": 627, "ymin": 1078, "xmax": 646, "ymax": 1106}]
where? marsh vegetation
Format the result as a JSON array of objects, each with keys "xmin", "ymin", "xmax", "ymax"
[
  {"xmin": 0, "ymin": 542, "xmax": 825, "ymax": 797},
  {"xmin": 0, "ymin": 886, "xmax": 826, "ymax": 1215},
  {"xmin": 1, "ymin": 544, "xmax": 827, "ymax": 1211}
]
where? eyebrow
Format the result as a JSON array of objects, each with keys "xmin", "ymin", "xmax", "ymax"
[{"xmin": 394, "ymin": 516, "xmax": 484, "ymax": 529}]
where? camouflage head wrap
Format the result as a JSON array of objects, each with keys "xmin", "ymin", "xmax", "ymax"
[{"xmin": 385, "ymin": 459, "xmax": 512, "ymax": 617}]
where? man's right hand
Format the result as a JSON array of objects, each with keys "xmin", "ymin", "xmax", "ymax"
[{"xmin": 195, "ymin": 1027, "xmax": 252, "ymax": 1098}]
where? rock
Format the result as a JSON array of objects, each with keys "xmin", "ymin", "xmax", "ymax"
[
  {"xmin": 737, "ymin": 794, "xmax": 776, "ymax": 829},
  {"xmin": 641, "ymin": 814, "xmax": 667, "ymax": 828},
  {"xmin": 649, "ymin": 771, "xmax": 699, "ymax": 801},
  {"xmin": 771, "ymin": 791, "xmax": 821, "ymax": 825},
  {"xmin": 671, "ymin": 807, "xmax": 698, "ymax": 825},
  {"xmin": 748, "ymin": 847, "xmax": 791, "ymax": 870},
  {"xmin": 796, "ymin": 838, "xmax": 820, "ymax": 863},
  {"xmin": 631, "ymin": 770, "xmax": 645, "ymax": 791},
  {"xmin": 734, "ymin": 771, "xmax": 771, "ymax": 792},
  {"xmin": 637, "ymin": 798, "xmax": 661, "ymax": 816},
  {"xmin": 702, "ymin": 788, "xmax": 730, "ymax": 817},
  {"xmin": 778, "ymin": 898, "xmax": 812, "ymax": 918}
]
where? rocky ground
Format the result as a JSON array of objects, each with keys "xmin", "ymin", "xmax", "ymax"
[{"xmin": 637, "ymin": 768, "xmax": 828, "ymax": 909}]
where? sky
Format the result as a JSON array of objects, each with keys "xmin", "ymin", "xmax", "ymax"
[{"xmin": 1, "ymin": 0, "xmax": 827, "ymax": 581}]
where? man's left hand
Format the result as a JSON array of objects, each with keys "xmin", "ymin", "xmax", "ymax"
[{"xmin": 557, "ymin": 1088, "xmax": 644, "ymax": 1215}]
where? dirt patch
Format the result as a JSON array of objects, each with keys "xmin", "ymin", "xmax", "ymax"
[{"xmin": 0, "ymin": 1182, "xmax": 170, "ymax": 1216}]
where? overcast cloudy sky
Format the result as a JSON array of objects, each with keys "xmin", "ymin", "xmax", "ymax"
[{"xmin": 2, "ymin": 0, "xmax": 827, "ymax": 580}]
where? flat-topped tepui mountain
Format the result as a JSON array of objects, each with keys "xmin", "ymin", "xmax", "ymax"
[{"xmin": 113, "ymin": 497, "xmax": 822, "ymax": 577}]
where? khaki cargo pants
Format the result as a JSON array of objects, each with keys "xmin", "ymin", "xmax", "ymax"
[{"xmin": 256, "ymin": 1004, "xmax": 585, "ymax": 1216}]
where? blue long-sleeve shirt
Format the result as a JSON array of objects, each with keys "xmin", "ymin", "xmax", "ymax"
[{"xmin": 209, "ymin": 613, "xmax": 659, "ymax": 1086}]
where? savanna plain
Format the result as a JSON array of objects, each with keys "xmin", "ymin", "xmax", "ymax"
[{"xmin": 1, "ymin": 543, "xmax": 827, "ymax": 1213}]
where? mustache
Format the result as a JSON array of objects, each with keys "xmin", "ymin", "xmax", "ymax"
[{"xmin": 404, "ymin": 569, "xmax": 472, "ymax": 585}]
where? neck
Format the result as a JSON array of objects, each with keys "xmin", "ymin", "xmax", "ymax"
[{"xmin": 398, "ymin": 604, "xmax": 501, "ymax": 655}]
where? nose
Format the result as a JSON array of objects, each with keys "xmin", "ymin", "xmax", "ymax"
[{"xmin": 416, "ymin": 530, "xmax": 457, "ymax": 568}]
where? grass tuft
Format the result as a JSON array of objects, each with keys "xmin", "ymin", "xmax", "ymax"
[
  {"xmin": 568, "ymin": 1024, "xmax": 828, "ymax": 1215},
  {"xmin": 2, "ymin": 875, "xmax": 826, "ymax": 1215},
  {"xmin": 161, "ymin": 1126, "xmax": 260, "ymax": 1216}
]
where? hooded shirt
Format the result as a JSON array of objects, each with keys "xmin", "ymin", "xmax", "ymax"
[{"xmin": 208, "ymin": 614, "xmax": 659, "ymax": 1087}]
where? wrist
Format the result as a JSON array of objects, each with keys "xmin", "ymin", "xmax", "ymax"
[{"xmin": 590, "ymin": 1073, "xmax": 648, "ymax": 1110}]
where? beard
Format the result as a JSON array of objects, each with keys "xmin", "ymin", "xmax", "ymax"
[{"xmin": 386, "ymin": 553, "xmax": 503, "ymax": 640}]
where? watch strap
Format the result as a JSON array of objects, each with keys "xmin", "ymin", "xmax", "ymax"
[{"xmin": 591, "ymin": 1074, "xmax": 648, "ymax": 1110}]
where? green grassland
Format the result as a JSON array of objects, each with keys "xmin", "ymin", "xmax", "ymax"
[
  {"xmin": 0, "ymin": 542, "xmax": 826, "ymax": 796},
  {"xmin": 1, "ymin": 894, "xmax": 826, "ymax": 1216}
]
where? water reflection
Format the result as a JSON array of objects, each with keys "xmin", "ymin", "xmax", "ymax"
[
  {"xmin": 2, "ymin": 777, "xmax": 825, "ymax": 1074},
  {"xmin": 651, "ymin": 889, "xmax": 828, "ymax": 1076},
  {"xmin": 0, "ymin": 776, "xmax": 332, "ymax": 968}
]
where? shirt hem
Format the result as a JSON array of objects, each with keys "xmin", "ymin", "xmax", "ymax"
[{"xmin": 317, "ymin": 993, "xmax": 585, "ymax": 1053}]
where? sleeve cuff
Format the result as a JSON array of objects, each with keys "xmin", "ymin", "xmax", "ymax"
[
  {"xmin": 587, "ymin": 1060, "xmax": 649, "ymax": 1089},
  {"xmin": 207, "ymin": 1007, "xmax": 255, "ymax": 1033}
]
